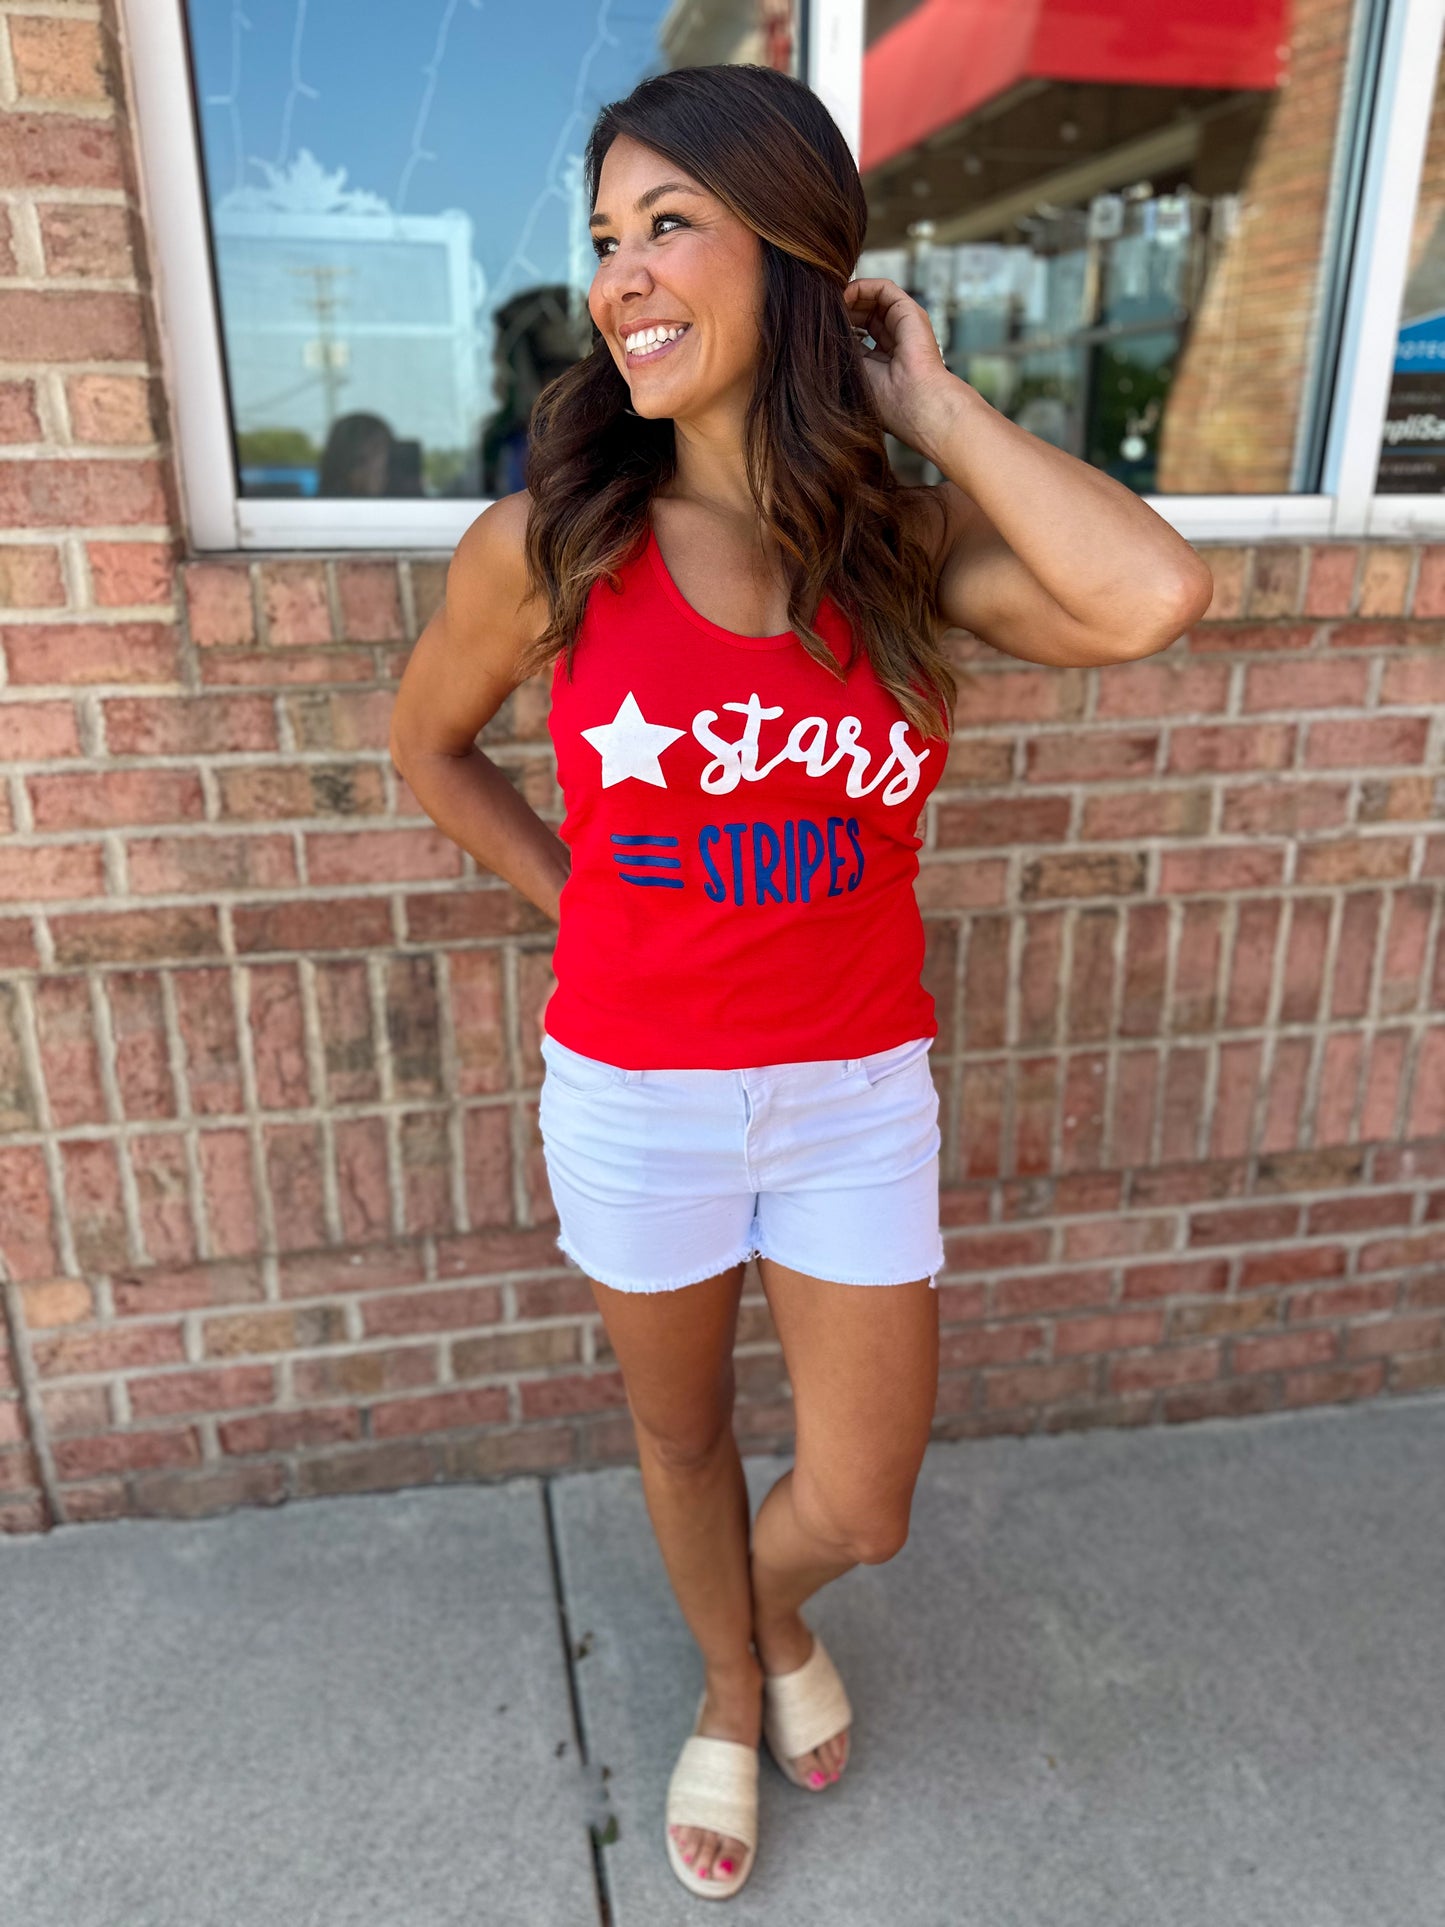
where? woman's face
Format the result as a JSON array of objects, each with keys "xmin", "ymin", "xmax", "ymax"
[{"xmin": 588, "ymin": 135, "xmax": 765, "ymax": 423}]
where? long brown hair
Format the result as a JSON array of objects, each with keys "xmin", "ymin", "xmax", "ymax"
[{"xmin": 518, "ymin": 62, "xmax": 957, "ymax": 744}]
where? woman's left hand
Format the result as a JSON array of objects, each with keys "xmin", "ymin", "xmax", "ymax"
[{"xmin": 843, "ymin": 276, "xmax": 966, "ymax": 454}]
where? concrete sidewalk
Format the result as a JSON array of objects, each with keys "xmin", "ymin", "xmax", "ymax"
[{"xmin": 3, "ymin": 1394, "xmax": 1442, "ymax": 1926}]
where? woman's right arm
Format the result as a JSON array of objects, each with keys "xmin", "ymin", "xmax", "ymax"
[{"xmin": 388, "ymin": 489, "xmax": 570, "ymax": 926}]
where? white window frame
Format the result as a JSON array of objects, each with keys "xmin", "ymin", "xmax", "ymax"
[{"xmin": 123, "ymin": 0, "xmax": 1445, "ymax": 552}]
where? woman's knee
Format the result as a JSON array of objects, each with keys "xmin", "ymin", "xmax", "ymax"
[
  {"xmin": 633, "ymin": 1396, "xmax": 737, "ymax": 1475},
  {"xmin": 792, "ymin": 1469, "xmax": 912, "ymax": 1566}
]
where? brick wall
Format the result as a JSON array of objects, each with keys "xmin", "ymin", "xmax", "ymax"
[{"xmin": 2, "ymin": 2, "xmax": 1443, "ymax": 1533}]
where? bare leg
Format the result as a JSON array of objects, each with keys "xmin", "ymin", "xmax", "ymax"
[
  {"xmin": 750, "ymin": 1257, "xmax": 941, "ymax": 1786},
  {"xmin": 587, "ymin": 1261, "xmax": 760, "ymax": 1884}
]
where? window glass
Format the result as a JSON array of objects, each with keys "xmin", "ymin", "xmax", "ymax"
[
  {"xmin": 183, "ymin": 0, "xmax": 799, "ymax": 501},
  {"xmin": 858, "ymin": 0, "xmax": 1373, "ymax": 494},
  {"xmin": 1376, "ymin": 36, "xmax": 1445, "ymax": 491}
]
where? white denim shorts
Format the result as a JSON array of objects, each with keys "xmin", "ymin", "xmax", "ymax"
[{"xmin": 537, "ymin": 1032, "xmax": 946, "ymax": 1294}]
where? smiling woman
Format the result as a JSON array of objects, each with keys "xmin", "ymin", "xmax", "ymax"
[{"xmin": 387, "ymin": 56, "xmax": 1206, "ymax": 1912}]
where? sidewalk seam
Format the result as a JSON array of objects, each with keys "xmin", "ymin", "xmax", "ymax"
[{"xmin": 542, "ymin": 1474, "xmax": 614, "ymax": 1927}]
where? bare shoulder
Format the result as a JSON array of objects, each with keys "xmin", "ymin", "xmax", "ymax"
[
  {"xmin": 446, "ymin": 488, "xmax": 547, "ymax": 655},
  {"xmin": 389, "ymin": 489, "xmax": 551, "ymax": 762}
]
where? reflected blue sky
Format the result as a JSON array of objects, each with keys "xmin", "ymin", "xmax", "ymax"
[{"xmin": 186, "ymin": 0, "xmax": 671, "ymax": 317}]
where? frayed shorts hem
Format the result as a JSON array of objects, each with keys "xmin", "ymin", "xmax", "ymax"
[{"xmin": 555, "ymin": 1230, "xmax": 944, "ymax": 1295}]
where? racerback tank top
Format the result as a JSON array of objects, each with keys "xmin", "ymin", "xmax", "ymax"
[{"xmin": 544, "ymin": 518, "xmax": 951, "ymax": 1070}]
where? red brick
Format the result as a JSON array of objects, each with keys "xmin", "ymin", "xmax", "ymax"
[
  {"xmin": 1331, "ymin": 892, "xmax": 1382, "ymax": 1018},
  {"xmin": 1380, "ymin": 655, "xmax": 1445, "ymax": 706},
  {"xmin": 519, "ymin": 1369, "xmax": 628, "ymax": 1419},
  {"xmin": 959, "ymin": 668, "xmax": 1083, "ymax": 724},
  {"xmin": 915, "ymin": 858, "xmax": 1009, "ymax": 910},
  {"xmin": 335, "ymin": 563, "xmax": 403, "ymax": 644},
  {"xmin": 1120, "ymin": 1257, "xmax": 1229, "ymax": 1301},
  {"xmin": 0, "ymin": 99, "xmax": 125, "ymax": 184},
  {"xmin": 306, "ymin": 827, "xmax": 462, "ymax": 887},
  {"xmin": 1025, "ymin": 732, "xmax": 1158, "ymax": 782},
  {"xmin": 129, "ymin": 1364, "xmax": 275, "ymax": 1418},
  {"xmin": 962, "ymin": 918, "xmax": 1009, "ymax": 1049},
  {"xmin": 10, "ymin": 15, "xmax": 110, "ymax": 101},
  {"xmin": 53, "ymin": 1428, "xmax": 203, "ymax": 1481},
  {"xmin": 1209, "ymin": 1040, "xmax": 1263, "ymax": 1159},
  {"xmin": 0, "ymin": 544, "xmax": 66, "ymax": 607},
  {"xmin": 1297, "ymin": 838, "xmax": 1412, "ymax": 887},
  {"xmin": 5, "ymin": 622, "xmax": 180, "ymax": 685},
  {"xmin": 1245, "ymin": 660, "xmax": 1371, "ymax": 711},
  {"xmin": 369, "ymin": 1386, "xmax": 510, "ymax": 1439},
  {"xmin": 1108, "ymin": 1344, "xmax": 1221, "ymax": 1392},
  {"xmin": 1313, "ymin": 1031, "xmax": 1363, "ymax": 1144},
  {"xmin": 941, "ymin": 1227, "xmax": 1052, "ymax": 1273},
  {"xmin": 1160, "ymin": 845, "xmax": 1286, "ymax": 894},
  {"xmin": 1018, "ymin": 911, "xmax": 1064, "ymax": 1045},
  {"xmin": 1345, "ymin": 1313, "xmax": 1445, "ymax": 1359},
  {"xmin": 104, "ymin": 695, "xmax": 277, "ymax": 756},
  {"xmin": 167, "ymin": 969, "xmax": 242, "ymax": 1116},
  {"xmin": 1094, "ymin": 660, "xmax": 1230, "ymax": 718},
  {"xmin": 1220, "ymin": 780, "xmax": 1350, "ymax": 835},
  {"xmin": 983, "ymin": 1360, "xmax": 1095, "ymax": 1409},
  {"xmin": 1168, "ymin": 722, "xmax": 1296, "ymax": 773},
  {"xmin": 935, "ymin": 795, "xmax": 1071, "ymax": 847},
  {"xmin": 33, "ymin": 976, "xmax": 105, "ymax": 1127},
  {"xmin": 939, "ymin": 1322, "xmax": 1048, "ymax": 1369},
  {"xmin": 1303, "ymin": 545, "xmax": 1358, "ymax": 616},
  {"xmin": 1109, "ymin": 1048, "xmax": 1158, "ymax": 1167},
  {"xmin": 260, "ymin": 563, "xmax": 331, "ymax": 646},
  {"xmin": 1065, "ymin": 908, "xmax": 1118, "ymax": 1042},
  {"xmin": 1012, "ymin": 1055, "xmax": 1059, "ymax": 1176},
  {"xmin": 1172, "ymin": 901, "xmax": 1224, "ymax": 1032},
  {"xmin": 1306, "ymin": 717, "xmax": 1429, "ymax": 768},
  {"xmin": 1021, "ymin": 851, "xmax": 1146, "ymax": 902},
  {"xmin": 49, "ymin": 908, "xmax": 223, "ymax": 970},
  {"xmin": 1224, "ymin": 901, "xmax": 1282, "ymax": 1028},
  {"xmin": 184, "ymin": 565, "xmax": 256, "ymax": 647},
  {"xmin": 957, "ymin": 1062, "xmax": 1006, "ymax": 1178},
  {"xmin": 1239, "ymin": 1243, "xmax": 1347, "ymax": 1289},
  {"xmin": 1080, "ymin": 788, "xmax": 1210, "ymax": 840},
  {"xmin": 0, "ymin": 700, "xmax": 82, "ymax": 763},
  {"xmin": 28, "ymin": 767, "xmax": 203, "ymax": 830},
  {"xmin": 1357, "ymin": 546, "xmax": 1413, "ymax": 617},
  {"xmin": 1235, "ymin": 1329, "xmax": 1339, "ymax": 1374},
  {"xmin": 87, "ymin": 542, "xmax": 177, "ymax": 610},
  {"xmin": 1406, "ymin": 1029, "xmax": 1445, "ymax": 1137}
]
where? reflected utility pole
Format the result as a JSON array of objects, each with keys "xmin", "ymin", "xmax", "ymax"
[{"xmin": 286, "ymin": 263, "xmax": 354, "ymax": 436}]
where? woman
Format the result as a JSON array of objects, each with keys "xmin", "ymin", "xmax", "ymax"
[{"xmin": 389, "ymin": 64, "xmax": 1212, "ymax": 1904}]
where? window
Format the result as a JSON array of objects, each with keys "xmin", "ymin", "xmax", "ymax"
[
  {"xmin": 856, "ymin": 0, "xmax": 1377, "ymax": 503},
  {"xmin": 124, "ymin": 0, "xmax": 1445, "ymax": 546}
]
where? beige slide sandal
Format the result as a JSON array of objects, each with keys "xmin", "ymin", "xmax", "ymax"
[
  {"xmin": 664, "ymin": 1690, "xmax": 760, "ymax": 1901},
  {"xmin": 761, "ymin": 1629, "xmax": 854, "ymax": 1790}
]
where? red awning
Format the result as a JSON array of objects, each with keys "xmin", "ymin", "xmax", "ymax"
[{"xmin": 862, "ymin": 0, "xmax": 1291, "ymax": 174}]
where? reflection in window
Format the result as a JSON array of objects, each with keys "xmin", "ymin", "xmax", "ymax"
[
  {"xmin": 183, "ymin": 0, "xmax": 797, "ymax": 501},
  {"xmin": 1376, "ymin": 37, "xmax": 1445, "ymax": 491},
  {"xmin": 858, "ymin": 0, "xmax": 1370, "ymax": 496}
]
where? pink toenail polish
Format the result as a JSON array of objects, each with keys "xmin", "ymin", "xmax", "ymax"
[
  {"xmin": 718, "ymin": 1859, "xmax": 734, "ymax": 1875},
  {"xmin": 809, "ymin": 1769, "xmax": 825, "ymax": 1786},
  {"xmin": 699, "ymin": 1866, "xmax": 711, "ymax": 1879}
]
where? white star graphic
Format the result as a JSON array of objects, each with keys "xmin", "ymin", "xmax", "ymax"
[{"xmin": 580, "ymin": 690, "xmax": 686, "ymax": 789}]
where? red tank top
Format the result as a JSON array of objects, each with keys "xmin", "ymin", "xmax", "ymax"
[{"xmin": 544, "ymin": 519, "xmax": 951, "ymax": 1069}]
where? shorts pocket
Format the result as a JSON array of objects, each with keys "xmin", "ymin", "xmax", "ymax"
[
  {"xmin": 855, "ymin": 1036, "xmax": 934, "ymax": 1087},
  {"xmin": 541, "ymin": 1034, "xmax": 630, "ymax": 1094}
]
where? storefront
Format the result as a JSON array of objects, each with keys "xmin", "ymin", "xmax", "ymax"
[{"xmin": 2, "ymin": 0, "xmax": 1443, "ymax": 1532}]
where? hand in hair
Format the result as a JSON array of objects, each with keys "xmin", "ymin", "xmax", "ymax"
[{"xmin": 843, "ymin": 276, "xmax": 962, "ymax": 455}]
